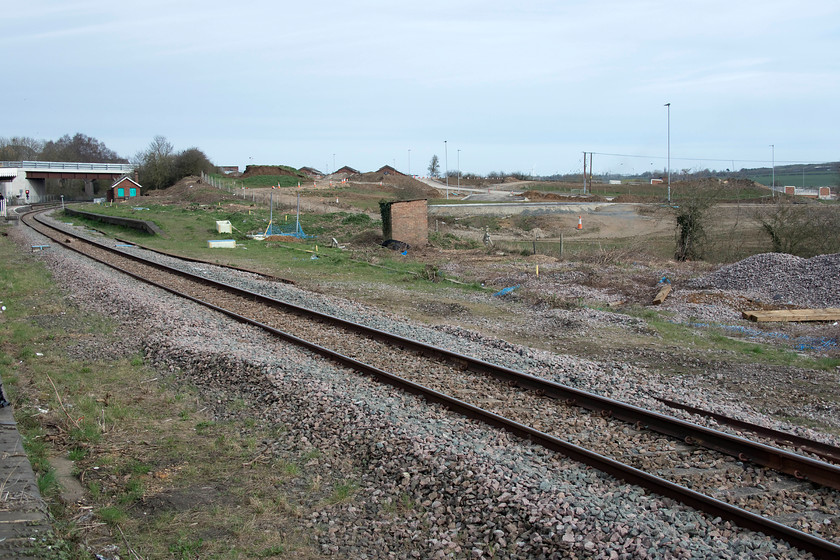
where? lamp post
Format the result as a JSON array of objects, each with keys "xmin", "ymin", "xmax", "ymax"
[
  {"xmin": 770, "ymin": 144, "xmax": 775, "ymax": 197},
  {"xmin": 457, "ymin": 149, "xmax": 461, "ymax": 189},
  {"xmin": 444, "ymin": 140, "xmax": 449, "ymax": 199},
  {"xmin": 665, "ymin": 102, "xmax": 671, "ymax": 204},
  {"xmin": 408, "ymin": 149, "xmax": 411, "ymax": 176}
]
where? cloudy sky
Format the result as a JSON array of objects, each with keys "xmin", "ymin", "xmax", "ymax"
[{"xmin": 4, "ymin": 0, "xmax": 838, "ymax": 176}]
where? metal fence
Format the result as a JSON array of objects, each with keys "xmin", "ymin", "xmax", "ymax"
[{"xmin": 0, "ymin": 161, "xmax": 135, "ymax": 172}]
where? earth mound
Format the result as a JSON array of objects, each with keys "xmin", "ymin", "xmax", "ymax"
[{"xmin": 242, "ymin": 165, "xmax": 303, "ymax": 178}]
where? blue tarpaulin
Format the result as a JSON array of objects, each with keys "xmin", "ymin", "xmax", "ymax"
[{"xmin": 493, "ymin": 285, "xmax": 520, "ymax": 297}]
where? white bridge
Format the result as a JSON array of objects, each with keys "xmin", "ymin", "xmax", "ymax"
[{"xmin": 0, "ymin": 161, "xmax": 135, "ymax": 205}]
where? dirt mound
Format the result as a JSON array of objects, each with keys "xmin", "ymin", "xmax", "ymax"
[
  {"xmin": 355, "ymin": 172, "xmax": 440, "ymax": 199},
  {"xmin": 242, "ymin": 165, "xmax": 303, "ymax": 178},
  {"xmin": 144, "ymin": 176, "xmax": 241, "ymax": 206}
]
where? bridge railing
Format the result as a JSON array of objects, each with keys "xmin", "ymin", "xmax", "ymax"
[{"xmin": 0, "ymin": 161, "xmax": 135, "ymax": 172}]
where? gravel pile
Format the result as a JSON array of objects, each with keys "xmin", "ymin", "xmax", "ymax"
[
  {"xmin": 689, "ymin": 253, "xmax": 840, "ymax": 308},
  {"xmin": 9, "ymin": 218, "xmax": 830, "ymax": 558}
]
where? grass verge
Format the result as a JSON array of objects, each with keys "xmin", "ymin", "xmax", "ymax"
[{"xmin": 0, "ymin": 228, "xmax": 331, "ymax": 559}]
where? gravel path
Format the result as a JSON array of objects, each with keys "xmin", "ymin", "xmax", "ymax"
[{"xmin": 10, "ymin": 218, "xmax": 833, "ymax": 558}]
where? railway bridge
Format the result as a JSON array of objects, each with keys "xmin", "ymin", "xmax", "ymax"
[{"xmin": 0, "ymin": 161, "xmax": 135, "ymax": 205}]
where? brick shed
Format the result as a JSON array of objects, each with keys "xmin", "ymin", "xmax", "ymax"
[
  {"xmin": 381, "ymin": 199, "xmax": 428, "ymax": 248},
  {"xmin": 106, "ymin": 176, "xmax": 142, "ymax": 202}
]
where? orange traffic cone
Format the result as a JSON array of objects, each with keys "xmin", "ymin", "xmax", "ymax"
[{"xmin": 577, "ymin": 216, "xmax": 583, "ymax": 230}]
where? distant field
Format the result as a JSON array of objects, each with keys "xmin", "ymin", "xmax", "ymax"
[{"xmin": 749, "ymin": 172, "xmax": 837, "ymax": 188}]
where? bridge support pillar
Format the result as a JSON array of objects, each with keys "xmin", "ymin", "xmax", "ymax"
[{"xmin": 84, "ymin": 180, "xmax": 94, "ymax": 198}]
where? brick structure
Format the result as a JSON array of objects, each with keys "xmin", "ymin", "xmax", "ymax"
[
  {"xmin": 106, "ymin": 176, "xmax": 142, "ymax": 202},
  {"xmin": 383, "ymin": 199, "xmax": 428, "ymax": 248}
]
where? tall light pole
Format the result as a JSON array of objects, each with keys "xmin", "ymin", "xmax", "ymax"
[
  {"xmin": 770, "ymin": 144, "xmax": 775, "ymax": 197},
  {"xmin": 457, "ymin": 149, "xmax": 461, "ymax": 189},
  {"xmin": 408, "ymin": 149, "xmax": 411, "ymax": 176},
  {"xmin": 665, "ymin": 103, "xmax": 671, "ymax": 203},
  {"xmin": 444, "ymin": 140, "xmax": 449, "ymax": 189},
  {"xmin": 333, "ymin": 153, "xmax": 336, "ymax": 174}
]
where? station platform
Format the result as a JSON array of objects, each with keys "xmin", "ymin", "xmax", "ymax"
[{"xmin": 0, "ymin": 379, "xmax": 50, "ymax": 558}]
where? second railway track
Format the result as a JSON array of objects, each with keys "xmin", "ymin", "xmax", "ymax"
[{"xmin": 23, "ymin": 208, "xmax": 840, "ymax": 557}]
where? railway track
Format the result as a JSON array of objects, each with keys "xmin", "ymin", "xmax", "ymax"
[{"xmin": 22, "ymin": 209, "xmax": 840, "ymax": 558}]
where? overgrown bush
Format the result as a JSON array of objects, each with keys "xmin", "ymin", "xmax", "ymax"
[
  {"xmin": 672, "ymin": 181, "xmax": 725, "ymax": 261},
  {"xmin": 753, "ymin": 201, "xmax": 840, "ymax": 257}
]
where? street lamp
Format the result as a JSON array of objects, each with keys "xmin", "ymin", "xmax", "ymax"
[
  {"xmin": 444, "ymin": 141, "xmax": 449, "ymax": 189},
  {"xmin": 408, "ymin": 149, "xmax": 411, "ymax": 176},
  {"xmin": 770, "ymin": 144, "xmax": 775, "ymax": 197},
  {"xmin": 665, "ymin": 103, "xmax": 672, "ymax": 200},
  {"xmin": 444, "ymin": 140, "xmax": 449, "ymax": 200},
  {"xmin": 457, "ymin": 149, "xmax": 461, "ymax": 189}
]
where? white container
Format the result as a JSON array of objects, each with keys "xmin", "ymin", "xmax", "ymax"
[
  {"xmin": 207, "ymin": 239, "xmax": 236, "ymax": 248},
  {"xmin": 216, "ymin": 220, "xmax": 232, "ymax": 233}
]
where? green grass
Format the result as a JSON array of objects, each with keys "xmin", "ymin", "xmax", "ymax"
[
  {"xmin": 750, "ymin": 172, "xmax": 838, "ymax": 188},
  {"xmin": 619, "ymin": 306, "xmax": 839, "ymax": 371},
  {"xmin": 56, "ymin": 203, "xmax": 484, "ymax": 293},
  {"xmin": 0, "ymin": 230, "xmax": 332, "ymax": 558}
]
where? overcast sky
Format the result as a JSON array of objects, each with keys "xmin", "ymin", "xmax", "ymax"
[{"xmin": 4, "ymin": 1, "xmax": 838, "ymax": 176}]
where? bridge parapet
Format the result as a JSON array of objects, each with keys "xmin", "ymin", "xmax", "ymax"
[{"xmin": 0, "ymin": 161, "xmax": 135, "ymax": 173}]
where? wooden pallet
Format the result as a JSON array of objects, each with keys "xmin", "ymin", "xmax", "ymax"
[{"xmin": 742, "ymin": 309, "xmax": 840, "ymax": 322}]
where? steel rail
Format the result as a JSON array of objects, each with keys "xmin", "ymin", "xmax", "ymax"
[
  {"xmin": 26, "ymin": 209, "xmax": 840, "ymax": 491},
  {"xmin": 22, "ymin": 210, "xmax": 840, "ymax": 558},
  {"xmin": 656, "ymin": 396, "xmax": 840, "ymax": 464}
]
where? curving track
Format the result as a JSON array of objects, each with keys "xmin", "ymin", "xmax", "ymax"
[{"xmin": 22, "ymin": 208, "xmax": 840, "ymax": 558}]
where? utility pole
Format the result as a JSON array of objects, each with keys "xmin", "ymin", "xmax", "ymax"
[
  {"xmin": 582, "ymin": 152, "xmax": 587, "ymax": 194},
  {"xmin": 457, "ymin": 149, "xmax": 461, "ymax": 189},
  {"xmin": 665, "ymin": 102, "xmax": 671, "ymax": 204},
  {"xmin": 444, "ymin": 141, "xmax": 449, "ymax": 200}
]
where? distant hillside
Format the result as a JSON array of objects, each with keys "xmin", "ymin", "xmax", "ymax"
[{"xmin": 740, "ymin": 162, "xmax": 839, "ymax": 187}]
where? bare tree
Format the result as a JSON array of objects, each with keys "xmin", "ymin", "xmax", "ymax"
[
  {"xmin": 428, "ymin": 155, "xmax": 440, "ymax": 178},
  {"xmin": 753, "ymin": 200, "xmax": 840, "ymax": 257},
  {"xmin": 136, "ymin": 135, "xmax": 176, "ymax": 190},
  {"xmin": 0, "ymin": 136, "xmax": 44, "ymax": 160},
  {"xmin": 672, "ymin": 180, "xmax": 725, "ymax": 261},
  {"xmin": 41, "ymin": 133, "xmax": 126, "ymax": 163}
]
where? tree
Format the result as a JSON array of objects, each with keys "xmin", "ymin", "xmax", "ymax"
[
  {"xmin": 754, "ymin": 201, "xmax": 840, "ymax": 257},
  {"xmin": 0, "ymin": 136, "xmax": 43, "ymax": 160},
  {"xmin": 135, "ymin": 137, "xmax": 217, "ymax": 190},
  {"xmin": 136, "ymin": 135, "xmax": 176, "ymax": 190},
  {"xmin": 428, "ymin": 155, "xmax": 440, "ymax": 178},
  {"xmin": 672, "ymin": 180, "xmax": 724, "ymax": 261},
  {"xmin": 41, "ymin": 133, "xmax": 126, "ymax": 163},
  {"xmin": 173, "ymin": 147, "xmax": 215, "ymax": 178}
]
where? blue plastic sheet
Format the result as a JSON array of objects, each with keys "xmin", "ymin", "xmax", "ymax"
[
  {"xmin": 687, "ymin": 322, "xmax": 837, "ymax": 351},
  {"xmin": 492, "ymin": 285, "xmax": 520, "ymax": 297}
]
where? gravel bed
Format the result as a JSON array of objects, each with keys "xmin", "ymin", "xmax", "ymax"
[
  {"xmin": 12, "ymin": 217, "xmax": 835, "ymax": 557},
  {"xmin": 688, "ymin": 253, "xmax": 840, "ymax": 309},
  {"xmin": 36, "ymin": 215, "xmax": 840, "ymax": 445}
]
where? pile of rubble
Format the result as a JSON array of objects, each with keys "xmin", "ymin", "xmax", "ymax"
[{"xmin": 689, "ymin": 252, "xmax": 840, "ymax": 308}]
